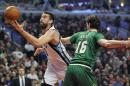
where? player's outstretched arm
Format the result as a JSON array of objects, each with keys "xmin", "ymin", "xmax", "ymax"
[
  {"xmin": 9, "ymin": 20, "xmax": 41, "ymax": 47},
  {"xmin": 61, "ymin": 37, "xmax": 71, "ymax": 44},
  {"xmin": 9, "ymin": 21, "xmax": 55, "ymax": 47},
  {"xmin": 98, "ymin": 39, "xmax": 130, "ymax": 48}
]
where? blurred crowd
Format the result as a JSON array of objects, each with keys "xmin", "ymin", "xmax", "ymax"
[
  {"xmin": 1, "ymin": 12, "xmax": 130, "ymax": 86},
  {"xmin": 0, "ymin": 0, "xmax": 130, "ymax": 14}
]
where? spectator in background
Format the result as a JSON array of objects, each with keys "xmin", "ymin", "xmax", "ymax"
[
  {"xmin": 0, "ymin": 30, "xmax": 5, "ymax": 40},
  {"xmin": 111, "ymin": 75, "xmax": 124, "ymax": 86},
  {"xmin": 24, "ymin": 56, "xmax": 31, "ymax": 70},
  {"xmin": 12, "ymin": 48, "xmax": 24, "ymax": 59},
  {"xmin": 30, "ymin": 56, "xmax": 38, "ymax": 68},
  {"xmin": 27, "ymin": 67, "xmax": 39, "ymax": 80},
  {"xmin": 24, "ymin": 42, "xmax": 35, "ymax": 57},
  {"xmin": 12, "ymin": 66, "xmax": 32, "ymax": 86},
  {"xmin": 4, "ymin": 74, "xmax": 12, "ymax": 86},
  {"xmin": 126, "ymin": 57, "xmax": 130, "ymax": 75},
  {"xmin": 32, "ymin": 79, "xmax": 41, "ymax": 86}
]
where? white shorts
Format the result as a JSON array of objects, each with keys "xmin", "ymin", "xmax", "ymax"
[{"xmin": 44, "ymin": 62, "xmax": 66, "ymax": 86}]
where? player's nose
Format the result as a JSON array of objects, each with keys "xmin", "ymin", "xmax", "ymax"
[{"xmin": 40, "ymin": 18, "xmax": 44, "ymax": 22}]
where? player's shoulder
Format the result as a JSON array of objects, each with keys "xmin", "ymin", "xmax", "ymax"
[
  {"xmin": 45, "ymin": 26, "xmax": 59, "ymax": 37},
  {"xmin": 46, "ymin": 26, "xmax": 56, "ymax": 32},
  {"xmin": 74, "ymin": 31, "xmax": 85, "ymax": 35},
  {"xmin": 48, "ymin": 26, "xmax": 57, "ymax": 32},
  {"xmin": 50, "ymin": 25, "xmax": 56, "ymax": 30},
  {"xmin": 94, "ymin": 32, "xmax": 104, "ymax": 39},
  {"xmin": 71, "ymin": 31, "xmax": 85, "ymax": 38}
]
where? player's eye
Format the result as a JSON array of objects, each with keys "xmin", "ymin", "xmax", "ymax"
[{"xmin": 43, "ymin": 16, "xmax": 47, "ymax": 18}]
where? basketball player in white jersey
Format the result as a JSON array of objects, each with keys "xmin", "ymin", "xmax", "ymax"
[{"xmin": 7, "ymin": 12, "xmax": 71, "ymax": 86}]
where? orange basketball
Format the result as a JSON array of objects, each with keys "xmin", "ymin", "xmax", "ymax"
[{"xmin": 4, "ymin": 6, "xmax": 20, "ymax": 20}]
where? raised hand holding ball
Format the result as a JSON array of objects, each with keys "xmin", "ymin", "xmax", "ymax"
[{"xmin": 4, "ymin": 6, "xmax": 20, "ymax": 21}]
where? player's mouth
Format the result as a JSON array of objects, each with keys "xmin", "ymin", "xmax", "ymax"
[{"xmin": 40, "ymin": 21, "xmax": 44, "ymax": 25}]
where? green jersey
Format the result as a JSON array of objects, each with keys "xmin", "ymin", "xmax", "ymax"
[{"xmin": 70, "ymin": 31, "xmax": 104, "ymax": 68}]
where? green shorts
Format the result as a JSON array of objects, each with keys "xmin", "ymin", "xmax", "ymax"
[{"xmin": 63, "ymin": 64, "xmax": 97, "ymax": 86}]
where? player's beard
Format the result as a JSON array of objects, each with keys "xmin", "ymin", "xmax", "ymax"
[
  {"xmin": 40, "ymin": 22, "xmax": 48, "ymax": 34},
  {"xmin": 40, "ymin": 21, "xmax": 48, "ymax": 29}
]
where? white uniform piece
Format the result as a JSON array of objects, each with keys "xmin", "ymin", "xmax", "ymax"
[{"xmin": 43, "ymin": 28, "xmax": 71, "ymax": 86}]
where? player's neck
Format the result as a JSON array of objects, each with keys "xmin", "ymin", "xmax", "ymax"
[
  {"xmin": 45, "ymin": 25, "xmax": 52, "ymax": 31},
  {"xmin": 88, "ymin": 28, "xmax": 97, "ymax": 32},
  {"xmin": 42, "ymin": 25, "xmax": 52, "ymax": 34}
]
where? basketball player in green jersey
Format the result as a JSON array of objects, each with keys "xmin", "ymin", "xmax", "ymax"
[{"xmin": 61, "ymin": 15, "xmax": 130, "ymax": 86}]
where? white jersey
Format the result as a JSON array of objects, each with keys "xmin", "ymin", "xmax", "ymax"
[
  {"xmin": 44, "ymin": 28, "xmax": 71, "ymax": 68},
  {"xmin": 43, "ymin": 28, "xmax": 71, "ymax": 85},
  {"xmin": 45, "ymin": 41, "xmax": 71, "ymax": 67}
]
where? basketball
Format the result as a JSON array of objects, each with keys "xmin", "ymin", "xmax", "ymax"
[{"xmin": 4, "ymin": 6, "xmax": 20, "ymax": 20}]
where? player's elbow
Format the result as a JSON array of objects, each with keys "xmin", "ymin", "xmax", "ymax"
[
  {"xmin": 99, "ymin": 40, "xmax": 113, "ymax": 48},
  {"xmin": 102, "ymin": 43, "xmax": 113, "ymax": 48}
]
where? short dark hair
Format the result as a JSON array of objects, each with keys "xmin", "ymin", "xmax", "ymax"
[
  {"xmin": 44, "ymin": 11, "xmax": 54, "ymax": 21},
  {"xmin": 18, "ymin": 64, "xmax": 25, "ymax": 70},
  {"xmin": 86, "ymin": 15, "xmax": 100, "ymax": 29}
]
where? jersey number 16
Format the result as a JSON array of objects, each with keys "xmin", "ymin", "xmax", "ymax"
[{"xmin": 75, "ymin": 41, "xmax": 87, "ymax": 53}]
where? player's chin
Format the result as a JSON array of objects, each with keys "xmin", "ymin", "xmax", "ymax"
[
  {"xmin": 40, "ymin": 23, "xmax": 47, "ymax": 28},
  {"xmin": 40, "ymin": 21, "xmax": 44, "ymax": 26},
  {"xmin": 40, "ymin": 22, "xmax": 43, "ymax": 26}
]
